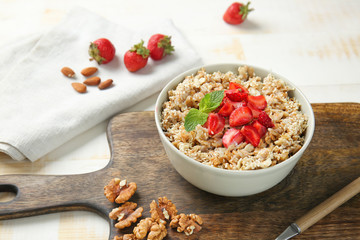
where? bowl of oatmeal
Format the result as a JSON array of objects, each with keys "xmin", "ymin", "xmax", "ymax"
[{"xmin": 155, "ymin": 63, "xmax": 315, "ymax": 196}]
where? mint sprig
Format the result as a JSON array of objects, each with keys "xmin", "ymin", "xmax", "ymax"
[{"xmin": 184, "ymin": 90, "xmax": 224, "ymax": 132}]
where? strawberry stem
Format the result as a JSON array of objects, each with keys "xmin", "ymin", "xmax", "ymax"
[
  {"xmin": 158, "ymin": 35, "xmax": 175, "ymax": 56},
  {"xmin": 130, "ymin": 40, "xmax": 150, "ymax": 58},
  {"xmin": 239, "ymin": 2, "xmax": 254, "ymax": 20},
  {"xmin": 88, "ymin": 42, "xmax": 106, "ymax": 64}
]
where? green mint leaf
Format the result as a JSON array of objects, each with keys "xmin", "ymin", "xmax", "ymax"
[
  {"xmin": 199, "ymin": 90, "xmax": 225, "ymax": 113},
  {"xmin": 184, "ymin": 108, "xmax": 209, "ymax": 132}
]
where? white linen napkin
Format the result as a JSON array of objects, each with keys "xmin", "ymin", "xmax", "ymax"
[{"xmin": 0, "ymin": 7, "xmax": 202, "ymax": 162}]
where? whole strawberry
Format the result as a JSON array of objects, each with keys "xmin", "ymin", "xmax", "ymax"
[
  {"xmin": 124, "ymin": 40, "xmax": 150, "ymax": 72},
  {"xmin": 89, "ymin": 38, "xmax": 116, "ymax": 64},
  {"xmin": 223, "ymin": 2, "xmax": 253, "ymax": 25},
  {"xmin": 147, "ymin": 34, "xmax": 174, "ymax": 60}
]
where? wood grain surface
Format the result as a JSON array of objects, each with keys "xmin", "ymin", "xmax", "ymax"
[{"xmin": 0, "ymin": 103, "xmax": 359, "ymax": 240}]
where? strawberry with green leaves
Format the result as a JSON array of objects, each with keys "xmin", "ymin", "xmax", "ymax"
[
  {"xmin": 89, "ymin": 38, "xmax": 116, "ymax": 64},
  {"xmin": 223, "ymin": 2, "xmax": 253, "ymax": 25},
  {"xmin": 147, "ymin": 34, "xmax": 175, "ymax": 60},
  {"xmin": 124, "ymin": 40, "xmax": 150, "ymax": 72}
]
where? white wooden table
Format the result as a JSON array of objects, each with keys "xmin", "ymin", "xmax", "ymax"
[{"xmin": 0, "ymin": 0, "xmax": 359, "ymax": 239}]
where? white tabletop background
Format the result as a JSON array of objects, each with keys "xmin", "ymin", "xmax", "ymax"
[{"xmin": 0, "ymin": 0, "xmax": 359, "ymax": 239}]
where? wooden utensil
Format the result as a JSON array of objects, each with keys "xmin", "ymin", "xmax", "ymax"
[
  {"xmin": 276, "ymin": 177, "xmax": 360, "ymax": 240},
  {"xmin": 0, "ymin": 103, "xmax": 359, "ymax": 239}
]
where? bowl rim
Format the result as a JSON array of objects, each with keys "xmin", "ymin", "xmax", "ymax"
[{"xmin": 155, "ymin": 63, "xmax": 315, "ymax": 176}]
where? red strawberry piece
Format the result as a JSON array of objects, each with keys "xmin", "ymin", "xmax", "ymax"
[
  {"xmin": 241, "ymin": 125, "xmax": 261, "ymax": 147},
  {"xmin": 124, "ymin": 40, "xmax": 150, "ymax": 72},
  {"xmin": 222, "ymin": 128, "xmax": 245, "ymax": 148},
  {"xmin": 248, "ymin": 103, "xmax": 262, "ymax": 118},
  {"xmin": 218, "ymin": 102, "xmax": 235, "ymax": 117},
  {"xmin": 247, "ymin": 95, "xmax": 267, "ymax": 110},
  {"xmin": 258, "ymin": 111, "xmax": 275, "ymax": 128},
  {"xmin": 89, "ymin": 38, "xmax": 116, "ymax": 64},
  {"xmin": 220, "ymin": 96, "xmax": 246, "ymax": 109},
  {"xmin": 225, "ymin": 89, "xmax": 248, "ymax": 102},
  {"xmin": 229, "ymin": 106, "xmax": 253, "ymax": 127},
  {"xmin": 147, "ymin": 34, "xmax": 175, "ymax": 60},
  {"xmin": 229, "ymin": 82, "xmax": 249, "ymax": 93},
  {"xmin": 231, "ymin": 100, "xmax": 247, "ymax": 109},
  {"xmin": 223, "ymin": 2, "xmax": 254, "ymax": 25},
  {"xmin": 207, "ymin": 113, "xmax": 225, "ymax": 135},
  {"xmin": 219, "ymin": 96, "xmax": 230, "ymax": 108},
  {"xmin": 252, "ymin": 120, "xmax": 267, "ymax": 138}
]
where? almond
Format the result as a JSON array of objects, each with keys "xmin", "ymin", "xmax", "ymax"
[
  {"xmin": 81, "ymin": 67, "xmax": 98, "ymax": 77},
  {"xmin": 71, "ymin": 82, "xmax": 87, "ymax": 93},
  {"xmin": 61, "ymin": 67, "xmax": 75, "ymax": 78},
  {"xmin": 98, "ymin": 79, "xmax": 113, "ymax": 90},
  {"xmin": 84, "ymin": 76, "xmax": 101, "ymax": 86}
]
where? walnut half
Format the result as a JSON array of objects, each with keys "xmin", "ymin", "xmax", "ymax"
[
  {"xmin": 109, "ymin": 202, "xmax": 143, "ymax": 229},
  {"xmin": 113, "ymin": 234, "xmax": 136, "ymax": 240},
  {"xmin": 148, "ymin": 221, "xmax": 167, "ymax": 240},
  {"xmin": 170, "ymin": 213, "xmax": 203, "ymax": 236},
  {"xmin": 133, "ymin": 217, "xmax": 167, "ymax": 240},
  {"xmin": 104, "ymin": 178, "xmax": 137, "ymax": 204},
  {"xmin": 150, "ymin": 196, "xmax": 178, "ymax": 222},
  {"xmin": 133, "ymin": 218, "xmax": 153, "ymax": 239}
]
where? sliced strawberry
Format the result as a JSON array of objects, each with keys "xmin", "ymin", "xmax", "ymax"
[
  {"xmin": 222, "ymin": 128, "xmax": 245, "ymax": 148},
  {"xmin": 258, "ymin": 111, "xmax": 275, "ymax": 128},
  {"xmin": 247, "ymin": 95, "xmax": 267, "ymax": 110},
  {"xmin": 232, "ymin": 100, "xmax": 247, "ymax": 109},
  {"xmin": 241, "ymin": 125, "xmax": 261, "ymax": 147},
  {"xmin": 248, "ymin": 103, "xmax": 262, "ymax": 118},
  {"xmin": 219, "ymin": 96, "xmax": 230, "ymax": 108},
  {"xmin": 229, "ymin": 106, "xmax": 253, "ymax": 127},
  {"xmin": 229, "ymin": 82, "xmax": 249, "ymax": 93},
  {"xmin": 252, "ymin": 120, "xmax": 267, "ymax": 138},
  {"xmin": 218, "ymin": 102, "xmax": 235, "ymax": 117},
  {"xmin": 207, "ymin": 113, "xmax": 225, "ymax": 135},
  {"xmin": 225, "ymin": 89, "xmax": 248, "ymax": 102}
]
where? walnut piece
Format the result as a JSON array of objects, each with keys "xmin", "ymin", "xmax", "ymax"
[
  {"xmin": 112, "ymin": 234, "xmax": 136, "ymax": 240},
  {"xmin": 115, "ymin": 182, "xmax": 137, "ymax": 204},
  {"xmin": 170, "ymin": 213, "xmax": 203, "ymax": 236},
  {"xmin": 148, "ymin": 221, "xmax": 167, "ymax": 240},
  {"xmin": 104, "ymin": 178, "xmax": 121, "ymax": 202},
  {"xmin": 109, "ymin": 202, "xmax": 143, "ymax": 229},
  {"xmin": 104, "ymin": 178, "xmax": 137, "ymax": 204},
  {"xmin": 150, "ymin": 197, "xmax": 178, "ymax": 222},
  {"xmin": 133, "ymin": 218, "xmax": 153, "ymax": 239}
]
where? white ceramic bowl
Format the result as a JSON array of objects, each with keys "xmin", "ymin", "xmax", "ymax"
[{"xmin": 155, "ymin": 63, "xmax": 315, "ymax": 197}]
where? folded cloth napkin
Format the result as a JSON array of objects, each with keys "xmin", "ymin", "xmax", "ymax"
[{"xmin": 0, "ymin": 7, "xmax": 202, "ymax": 161}]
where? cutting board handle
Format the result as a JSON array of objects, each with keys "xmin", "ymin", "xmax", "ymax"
[{"xmin": 0, "ymin": 172, "xmax": 112, "ymax": 220}]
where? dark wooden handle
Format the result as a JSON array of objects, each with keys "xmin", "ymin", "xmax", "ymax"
[{"xmin": 0, "ymin": 172, "xmax": 111, "ymax": 220}]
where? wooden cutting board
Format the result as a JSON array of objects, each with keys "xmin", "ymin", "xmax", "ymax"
[{"xmin": 0, "ymin": 103, "xmax": 359, "ymax": 240}]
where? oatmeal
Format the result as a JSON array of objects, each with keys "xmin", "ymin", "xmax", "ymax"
[{"xmin": 161, "ymin": 66, "xmax": 308, "ymax": 170}]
